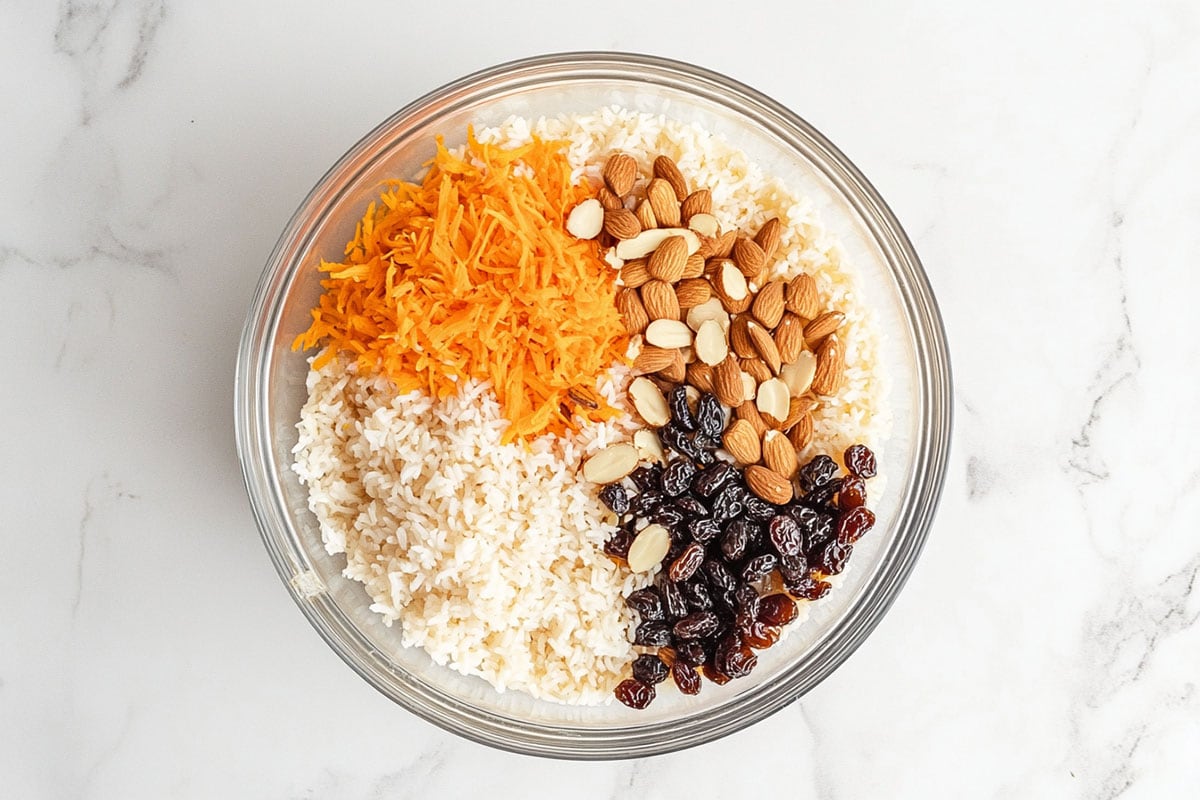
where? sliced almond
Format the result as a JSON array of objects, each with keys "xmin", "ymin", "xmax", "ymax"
[
  {"xmin": 675, "ymin": 278, "xmax": 712, "ymax": 309},
  {"xmin": 729, "ymin": 316, "xmax": 757, "ymax": 359},
  {"xmin": 566, "ymin": 198, "xmax": 604, "ymax": 239},
  {"xmin": 604, "ymin": 208, "xmax": 641, "ymax": 240},
  {"xmin": 646, "ymin": 235, "xmax": 688, "ymax": 282},
  {"xmin": 640, "ymin": 280, "xmax": 681, "ymax": 321},
  {"xmin": 632, "ymin": 345, "xmax": 676, "ymax": 375},
  {"xmin": 619, "ymin": 258, "xmax": 650, "ymax": 289},
  {"xmin": 680, "ymin": 189, "xmax": 712, "ymax": 221},
  {"xmin": 686, "ymin": 298, "xmax": 730, "ymax": 333},
  {"xmin": 633, "ymin": 429, "xmax": 666, "ymax": 463},
  {"xmin": 739, "ymin": 356, "xmax": 773, "ymax": 385},
  {"xmin": 645, "ymin": 319, "xmax": 693, "ymax": 349},
  {"xmin": 784, "ymin": 273, "xmax": 820, "ymax": 318},
  {"xmin": 804, "ymin": 311, "xmax": 845, "ymax": 343},
  {"xmin": 744, "ymin": 465, "xmax": 793, "ymax": 504},
  {"xmin": 616, "ymin": 288, "xmax": 649, "ymax": 335},
  {"xmin": 774, "ymin": 313, "xmax": 806, "ymax": 363},
  {"xmin": 582, "ymin": 442, "xmax": 639, "ymax": 484},
  {"xmin": 722, "ymin": 418, "xmax": 762, "ymax": 465},
  {"xmin": 754, "ymin": 217, "xmax": 783, "ymax": 259},
  {"xmin": 786, "ymin": 412, "xmax": 814, "ymax": 450},
  {"xmin": 687, "ymin": 213, "xmax": 719, "ymax": 238},
  {"xmin": 646, "ymin": 178, "xmax": 682, "ymax": 228},
  {"xmin": 755, "ymin": 377, "xmax": 790, "ymax": 422},
  {"xmin": 718, "ymin": 261, "xmax": 749, "ymax": 301},
  {"xmin": 680, "ymin": 345, "xmax": 696, "ymax": 364},
  {"xmin": 762, "ymin": 429, "xmax": 799, "ymax": 478},
  {"xmin": 686, "ymin": 361, "xmax": 716, "ymax": 393},
  {"xmin": 603, "ymin": 153, "xmax": 637, "ymax": 197},
  {"xmin": 694, "ymin": 319, "xmax": 729, "ymax": 366},
  {"xmin": 681, "ymin": 252, "xmax": 706, "ymax": 279},
  {"xmin": 735, "ymin": 401, "xmax": 769, "ymax": 438},
  {"xmin": 629, "ymin": 376, "xmax": 671, "ymax": 427},
  {"xmin": 732, "ymin": 237, "xmax": 766, "ymax": 278},
  {"xmin": 627, "ymin": 523, "xmax": 671, "ymax": 572},
  {"xmin": 751, "ymin": 281, "xmax": 786, "ymax": 330},
  {"xmin": 811, "ymin": 334, "xmax": 844, "ymax": 396},
  {"xmin": 781, "ymin": 351, "xmax": 817, "ymax": 396},
  {"xmin": 635, "ymin": 199, "xmax": 658, "ymax": 230},
  {"xmin": 603, "ymin": 248, "xmax": 624, "ymax": 271},
  {"xmin": 739, "ymin": 371, "xmax": 757, "ymax": 402},
  {"xmin": 614, "ymin": 227, "xmax": 701, "ymax": 260},
  {"xmin": 748, "ymin": 320, "xmax": 782, "ymax": 375},
  {"xmin": 652, "ymin": 155, "xmax": 688, "ymax": 201},
  {"xmin": 713, "ymin": 356, "xmax": 745, "ymax": 407}
]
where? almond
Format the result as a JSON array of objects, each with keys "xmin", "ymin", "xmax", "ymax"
[
  {"xmin": 740, "ymin": 370, "xmax": 758, "ymax": 404},
  {"xmin": 804, "ymin": 310, "xmax": 845, "ymax": 343},
  {"xmin": 680, "ymin": 345, "xmax": 696, "ymax": 364},
  {"xmin": 628, "ymin": 376, "xmax": 671, "ymax": 426},
  {"xmin": 680, "ymin": 189, "xmax": 712, "ymax": 221},
  {"xmin": 633, "ymin": 429, "xmax": 666, "ymax": 463},
  {"xmin": 762, "ymin": 430, "xmax": 798, "ymax": 478},
  {"xmin": 614, "ymin": 227, "xmax": 701, "ymax": 260},
  {"xmin": 686, "ymin": 361, "xmax": 716, "ymax": 393},
  {"xmin": 616, "ymin": 288, "xmax": 649, "ymax": 334},
  {"xmin": 632, "ymin": 345, "xmax": 676, "ymax": 375},
  {"xmin": 732, "ymin": 237, "xmax": 766, "ymax": 278},
  {"xmin": 780, "ymin": 396, "xmax": 810, "ymax": 431},
  {"xmin": 751, "ymin": 280, "xmax": 786, "ymax": 329},
  {"xmin": 722, "ymin": 418, "xmax": 762, "ymax": 465},
  {"xmin": 754, "ymin": 217, "xmax": 783, "ymax": 259},
  {"xmin": 784, "ymin": 273, "xmax": 820, "ymax": 318},
  {"xmin": 713, "ymin": 261, "xmax": 750, "ymax": 313},
  {"xmin": 686, "ymin": 298, "xmax": 730, "ymax": 332},
  {"xmin": 604, "ymin": 208, "xmax": 641, "ymax": 240},
  {"xmin": 646, "ymin": 178, "xmax": 682, "ymax": 228},
  {"xmin": 641, "ymin": 280, "xmax": 681, "ymax": 321},
  {"xmin": 566, "ymin": 198, "xmax": 605, "ymax": 239},
  {"xmin": 635, "ymin": 199, "xmax": 658, "ymax": 230},
  {"xmin": 652, "ymin": 155, "xmax": 688, "ymax": 201},
  {"xmin": 645, "ymin": 318, "xmax": 693, "ymax": 349},
  {"xmin": 755, "ymin": 377, "xmax": 790, "ymax": 422},
  {"xmin": 597, "ymin": 186, "xmax": 624, "ymax": 211},
  {"xmin": 739, "ymin": 356, "xmax": 773, "ymax": 385},
  {"xmin": 786, "ymin": 412, "xmax": 813, "ymax": 450},
  {"xmin": 712, "ymin": 228, "xmax": 737, "ymax": 259},
  {"xmin": 693, "ymin": 319, "xmax": 729, "ymax": 366},
  {"xmin": 735, "ymin": 401, "xmax": 769, "ymax": 438},
  {"xmin": 748, "ymin": 320, "xmax": 782, "ymax": 374},
  {"xmin": 582, "ymin": 442, "xmax": 639, "ymax": 484},
  {"xmin": 619, "ymin": 258, "xmax": 651, "ymax": 289},
  {"xmin": 681, "ymin": 252, "xmax": 706, "ymax": 279},
  {"xmin": 774, "ymin": 313, "xmax": 806, "ymax": 363},
  {"xmin": 687, "ymin": 212, "xmax": 719, "ymax": 238},
  {"xmin": 744, "ymin": 465, "xmax": 793, "ymax": 504},
  {"xmin": 658, "ymin": 349, "xmax": 686, "ymax": 383},
  {"xmin": 713, "ymin": 356, "xmax": 745, "ymax": 407},
  {"xmin": 729, "ymin": 316, "xmax": 757, "ymax": 359},
  {"xmin": 781, "ymin": 351, "xmax": 817, "ymax": 396},
  {"xmin": 603, "ymin": 153, "xmax": 637, "ymax": 197},
  {"xmin": 627, "ymin": 523, "xmax": 671, "ymax": 572},
  {"xmin": 675, "ymin": 278, "xmax": 712, "ymax": 308},
  {"xmin": 647, "ymin": 235, "xmax": 688, "ymax": 282},
  {"xmin": 811, "ymin": 334, "xmax": 844, "ymax": 396}
]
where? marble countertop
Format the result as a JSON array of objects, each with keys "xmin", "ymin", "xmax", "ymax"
[{"xmin": 4, "ymin": 1, "xmax": 1198, "ymax": 797}]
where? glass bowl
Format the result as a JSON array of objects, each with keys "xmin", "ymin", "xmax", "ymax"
[{"xmin": 235, "ymin": 52, "xmax": 951, "ymax": 759}]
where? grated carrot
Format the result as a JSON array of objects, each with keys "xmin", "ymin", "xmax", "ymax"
[{"xmin": 293, "ymin": 130, "xmax": 628, "ymax": 443}]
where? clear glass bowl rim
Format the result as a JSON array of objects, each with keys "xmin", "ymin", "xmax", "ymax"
[{"xmin": 234, "ymin": 51, "xmax": 953, "ymax": 760}]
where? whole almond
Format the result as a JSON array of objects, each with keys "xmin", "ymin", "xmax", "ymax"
[
  {"xmin": 751, "ymin": 281, "xmax": 786, "ymax": 329},
  {"xmin": 629, "ymin": 376, "xmax": 671, "ymax": 426},
  {"xmin": 735, "ymin": 401, "xmax": 769, "ymax": 438},
  {"xmin": 616, "ymin": 288, "xmax": 649, "ymax": 334},
  {"xmin": 632, "ymin": 345, "xmax": 676, "ymax": 375},
  {"xmin": 645, "ymin": 318, "xmax": 693, "ymax": 349},
  {"xmin": 811, "ymin": 334, "xmax": 844, "ymax": 395},
  {"xmin": 722, "ymin": 418, "xmax": 762, "ymax": 465},
  {"xmin": 597, "ymin": 186, "xmax": 624, "ymax": 211},
  {"xmin": 582, "ymin": 442, "xmax": 640, "ymax": 484},
  {"xmin": 712, "ymin": 229, "xmax": 737, "ymax": 259},
  {"xmin": 641, "ymin": 280, "xmax": 681, "ymax": 321},
  {"xmin": 682, "ymin": 252, "xmax": 706, "ymax": 279},
  {"xmin": 780, "ymin": 396, "xmax": 810, "ymax": 431},
  {"xmin": 566, "ymin": 198, "xmax": 605, "ymax": 239},
  {"xmin": 804, "ymin": 310, "xmax": 845, "ymax": 343},
  {"xmin": 675, "ymin": 278, "xmax": 712, "ymax": 309},
  {"xmin": 739, "ymin": 356, "xmax": 773, "ymax": 385},
  {"xmin": 693, "ymin": 319, "xmax": 729, "ymax": 366},
  {"xmin": 774, "ymin": 313, "xmax": 806, "ymax": 363},
  {"xmin": 748, "ymin": 320, "xmax": 782, "ymax": 375},
  {"xmin": 620, "ymin": 258, "xmax": 651, "ymax": 288},
  {"xmin": 604, "ymin": 208, "xmax": 641, "ymax": 240},
  {"xmin": 744, "ymin": 465, "xmax": 794, "ymax": 504},
  {"xmin": 658, "ymin": 349, "xmax": 687, "ymax": 383},
  {"xmin": 754, "ymin": 217, "xmax": 783, "ymax": 259},
  {"xmin": 647, "ymin": 235, "xmax": 688, "ymax": 282},
  {"xmin": 732, "ymin": 237, "xmax": 766, "ymax": 278},
  {"xmin": 786, "ymin": 412, "xmax": 813, "ymax": 450},
  {"xmin": 646, "ymin": 178, "xmax": 682, "ymax": 228},
  {"xmin": 762, "ymin": 430, "xmax": 798, "ymax": 478},
  {"xmin": 729, "ymin": 316, "xmax": 756, "ymax": 359},
  {"xmin": 713, "ymin": 356, "xmax": 745, "ymax": 407},
  {"xmin": 785, "ymin": 273, "xmax": 820, "ymax": 318},
  {"xmin": 603, "ymin": 153, "xmax": 637, "ymax": 197},
  {"xmin": 652, "ymin": 155, "xmax": 688, "ymax": 201},
  {"xmin": 686, "ymin": 361, "xmax": 716, "ymax": 393},
  {"xmin": 680, "ymin": 189, "xmax": 712, "ymax": 221},
  {"xmin": 636, "ymin": 199, "xmax": 658, "ymax": 230}
]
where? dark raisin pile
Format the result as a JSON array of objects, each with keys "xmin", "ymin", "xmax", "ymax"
[{"xmin": 606, "ymin": 392, "xmax": 877, "ymax": 709}]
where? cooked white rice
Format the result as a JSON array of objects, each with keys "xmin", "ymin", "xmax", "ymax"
[{"xmin": 292, "ymin": 108, "xmax": 888, "ymax": 705}]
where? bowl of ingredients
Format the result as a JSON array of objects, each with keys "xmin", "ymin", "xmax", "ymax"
[{"xmin": 235, "ymin": 52, "xmax": 951, "ymax": 758}]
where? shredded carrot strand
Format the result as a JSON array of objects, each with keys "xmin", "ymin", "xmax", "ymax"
[{"xmin": 294, "ymin": 130, "xmax": 628, "ymax": 442}]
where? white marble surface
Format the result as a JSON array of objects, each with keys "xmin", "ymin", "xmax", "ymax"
[{"xmin": 3, "ymin": 1, "xmax": 1198, "ymax": 797}]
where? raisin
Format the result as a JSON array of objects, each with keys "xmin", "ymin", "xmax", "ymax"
[
  {"xmin": 786, "ymin": 574, "xmax": 831, "ymax": 600},
  {"xmin": 693, "ymin": 461, "xmax": 736, "ymax": 498},
  {"xmin": 660, "ymin": 424, "xmax": 701, "ymax": 460},
  {"xmin": 803, "ymin": 515, "xmax": 834, "ymax": 556},
  {"xmin": 803, "ymin": 478, "xmax": 842, "ymax": 510},
  {"xmin": 630, "ymin": 464, "xmax": 663, "ymax": 492},
  {"xmin": 720, "ymin": 518, "xmax": 752, "ymax": 562},
  {"xmin": 598, "ymin": 483, "xmax": 629, "ymax": 515},
  {"xmin": 704, "ymin": 559, "xmax": 738, "ymax": 597},
  {"xmin": 704, "ymin": 665, "xmax": 733, "ymax": 685},
  {"xmin": 649, "ymin": 504, "xmax": 685, "ymax": 531},
  {"xmin": 615, "ymin": 678, "xmax": 655, "ymax": 709},
  {"xmin": 836, "ymin": 506, "xmax": 876, "ymax": 544},
  {"xmin": 741, "ymin": 553, "xmax": 777, "ymax": 583},
  {"xmin": 604, "ymin": 528, "xmax": 634, "ymax": 560},
  {"xmin": 662, "ymin": 579, "xmax": 689, "ymax": 620},
  {"xmin": 675, "ymin": 639, "xmax": 708, "ymax": 666},
  {"xmin": 679, "ymin": 579, "xmax": 713, "ymax": 612},
  {"xmin": 688, "ymin": 517, "xmax": 720, "ymax": 544},
  {"xmin": 838, "ymin": 475, "xmax": 867, "ymax": 510},
  {"xmin": 696, "ymin": 393, "xmax": 724, "ymax": 438},
  {"xmin": 625, "ymin": 587, "xmax": 665, "ymax": 622},
  {"xmin": 844, "ymin": 444, "xmax": 877, "ymax": 479},
  {"xmin": 798, "ymin": 454, "xmax": 838, "ymax": 493},
  {"xmin": 817, "ymin": 540, "xmax": 853, "ymax": 575},
  {"xmin": 743, "ymin": 621, "xmax": 780, "ymax": 649},
  {"xmin": 734, "ymin": 584, "xmax": 760, "ymax": 631},
  {"xmin": 768, "ymin": 514, "xmax": 804, "ymax": 557},
  {"xmin": 758, "ymin": 593, "xmax": 798, "ymax": 626},
  {"xmin": 743, "ymin": 495, "xmax": 776, "ymax": 522},
  {"xmin": 779, "ymin": 552, "xmax": 809, "ymax": 583},
  {"xmin": 692, "ymin": 433, "xmax": 721, "ymax": 452},
  {"xmin": 631, "ymin": 653, "xmax": 669, "ymax": 685},
  {"xmin": 672, "ymin": 662, "xmax": 702, "ymax": 695},
  {"xmin": 634, "ymin": 621, "xmax": 674, "ymax": 647},
  {"xmin": 630, "ymin": 490, "xmax": 663, "ymax": 517},
  {"xmin": 661, "ymin": 459, "xmax": 697, "ymax": 497},
  {"xmin": 715, "ymin": 634, "xmax": 758, "ymax": 678},
  {"xmin": 667, "ymin": 386, "xmax": 696, "ymax": 431},
  {"xmin": 674, "ymin": 495, "xmax": 708, "ymax": 518},
  {"xmin": 712, "ymin": 484, "xmax": 744, "ymax": 524},
  {"xmin": 669, "ymin": 542, "xmax": 706, "ymax": 583},
  {"xmin": 674, "ymin": 610, "xmax": 721, "ymax": 640}
]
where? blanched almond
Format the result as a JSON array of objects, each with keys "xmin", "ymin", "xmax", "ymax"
[
  {"xmin": 627, "ymin": 523, "xmax": 671, "ymax": 572},
  {"xmin": 686, "ymin": 298, "xmax": 730, "ymax": 332},
  {"xmin": 582, "ymin": 443, "xmax": 639, "ymax": 484},
  {"xmin": 694, "ymin": 319, "xmax": 729, "ymax": 366},
  {"xmin": 633, "ymin": 429, "xmax": 666, "ymax": 463},
  {"xmin": 687, "ymin": 212, "xmax": 719, "ymax": 238},
  {"xmin": 780, "ymin": 351, "xmax": 817, "ymax": 396},
  {"xmin": 629, "ymin": 376, "xmax": 671, "ymax": 427},
  {"xmin": 614, "ymin": 227, "xmax": 701, "ymax": 260},
  {"xmin": 755, "ymin": 377, "xmax": 790, "ymax": 422},
  {"xmin": 566, "ymin": 198, "xmax": 604, "ymax": 239},
  {"xmin": 718, "ymin": 261, "xmax": 748, "ymax": 301},
  {"xmin": 645, "ymin": 319, "xmax": 693, "ymax": 349},
  {"xmin": 739, "ymin": 371, "xmax": 757, "ymax": 402}
]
